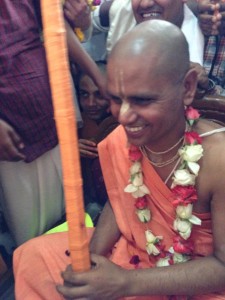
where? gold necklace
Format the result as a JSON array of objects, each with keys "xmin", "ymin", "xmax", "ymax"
[
  {"xmin": 140, "ymin": 146, "xmax": 181, "ymax": 168},
  {"xmin": 144, "ymin": 135, "xmax": 184, "ymax": 155},
  {"xmin": 144, "ymin": 123, "xmax": 189, "ymax": 155}
]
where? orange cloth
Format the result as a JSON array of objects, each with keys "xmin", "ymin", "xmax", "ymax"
[
  {"xmin": 13, "ymin": 126, "xmax": 225, "ymax": 299},
  {"xmin": 98, "ymin": 126, "xmax": 214, "ymax": 268}
]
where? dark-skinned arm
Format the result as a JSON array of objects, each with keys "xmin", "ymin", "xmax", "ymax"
[
  {"xmin": 65, "ymin": 20, "xmax": 107, "ymax": 96},
  {"xmin": 89, "ymin": 201, "xmax": 121, "ymax": 256}
]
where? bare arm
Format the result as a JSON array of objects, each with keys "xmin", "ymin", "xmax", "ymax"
[
  {"xmin": 57, "ymin": 135, "xmax": 225, "ymax": 299},
  {"xmin": 126, "ymin": 142, "xmax": 225, "ymax": 297},
  {"xmin": 66, "ymin": 21, "xmax": 107, "ymax": 96},
  {"xmin": 89, "ymin": 201, "xmax": 121, "ymax": 256}
]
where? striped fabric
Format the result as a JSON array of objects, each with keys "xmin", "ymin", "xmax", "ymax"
[
  {"xmin": 204, "ymin": 36, "xmax": 225, "ymax": 88},
  {"xmin": 0, "ymin": 0, "xmax": 58, "ymax": 162}
]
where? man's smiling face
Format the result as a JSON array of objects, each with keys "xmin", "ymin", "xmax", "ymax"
[{"xmin": 131, "ymin": 0, "xmax": 184, "ymax": 28}]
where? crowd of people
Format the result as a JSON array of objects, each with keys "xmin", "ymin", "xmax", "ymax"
[{"xmin": 0, "ymin": 0, "xmax": 225, "ymax": 299}]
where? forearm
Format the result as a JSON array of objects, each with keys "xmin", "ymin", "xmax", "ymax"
[
  {"xmin": 123, "ymin": 256, "xmax": 225, "ymax": 297},
  {"xmin": 89, "ymin": 201, "xmax": 121, "ymax": 256},
  {"xmin": 66, "ymin": 21, "xmax": 103, "ymax": 86}
]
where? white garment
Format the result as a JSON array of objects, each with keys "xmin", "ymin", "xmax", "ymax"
[
  {"xmin": 93, "ymin": 1, "xmax": 204, "ymax": 64},
  {"xmin": 107, "ymin": 0, "xmax": 136, "ymax": 56},
  {"xmin": 0, "ymin": 146, "xmax": 64, "ymax": 246},
  {"xmin": 181, "ymin": 4, "xmax": 204, "ymax": 65}
]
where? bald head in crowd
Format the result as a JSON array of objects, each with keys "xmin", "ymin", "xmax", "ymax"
[
  {"xmin": 106, "ymin": 20, "xmax": 197, "ymax": 147},
  {"xmin": 107, "ymin": 19, "xmax": 191, "ymax": 86}
]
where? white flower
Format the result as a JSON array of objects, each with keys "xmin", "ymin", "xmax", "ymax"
[
  {"xmin": 130, "ymin": 161, "xmax": 142, "ymax": 174},
  {"xmin": 124, "ymin": 183, "xmax": 150, "ymax": 198},
  {"xmin": 176, "ymin": 204, "xmax": 193, "ymax": 219},
  {"xmin": 124, "ymin": 184, "xmax": 137, "ymax": 193},
  {"xmin": 187, "ymin": 161, "xmax": 200, "ymax": 175},
  {"xmin": 188, "ymin": 215, "xmax": 202, "ymax": 226},
  {"xmin": 172, "ymin": 169, "xmax": 196, "ymax": 187},
  {"xmin": 133, "ymin": 185, "xmax": 150, "ymax": 198},
  {"xmin": 146, "ymin": 243, "xmax": 160, "ymax": 256},
  {"xmin": 145, "ymin": 230, "xmax": 162, "ymax": 243},
  {"xmin": 136, "ymin": 208, "xmax": 151, "ymax": 222},
  {"xmin": 145, "ymin": 230, "xmax": 162, "ymax": 255},
  {"xmin": 173, "ymin": 252, "xmax": 189, "ymax": 264},
  {"xmin": 179, "ymin": 145, "xmax": 203, "ymax": 163},
  {"xmin": 132, "ymin": 173, "xmax": 143, "ymax": 187},
  {"xmin": 176, "ymin": 204, "xmax": 201, "ymax": 226},
  {"xmin": 156, "ymin": 257, "xmax": 171, "ymax": 267},
  {"xmin": 173, "ymin": 218, "xmax": 192, "ymax": 240}
]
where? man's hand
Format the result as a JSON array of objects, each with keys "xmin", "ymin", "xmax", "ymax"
[
  {"xmin": 56, "ymin": 254, "xmax": 126, "ymax": 300},
  {"xmin": 0, "ymin": 120, "xmax": 25, "ymax": 161},
  {"xmin": 198, "ymin": 0, "xmax": 225, "ymax": 36},
  {"xmin": 79, "ymin": 139, "xmax": 98, "ymax": 158},
  {"xmin": 64, "ymin": 0, "xmax": 91, "ymax": 30}
]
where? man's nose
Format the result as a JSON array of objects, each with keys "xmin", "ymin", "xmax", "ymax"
[
  {"xmin": 87, "ymin": 95, "xmax": 96, "ymax": 107},
  {"xmin": 139, "ymin": 0, "xmax": 155, "ymax": 8},
  {"xmin": 118, "ymin": 101, "xmax": 136, "ymax": 125}
]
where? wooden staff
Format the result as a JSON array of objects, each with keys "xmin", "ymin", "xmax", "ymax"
[{"xmin": 40, "ymin": 0, "xmax": 90, "ymax": 272}]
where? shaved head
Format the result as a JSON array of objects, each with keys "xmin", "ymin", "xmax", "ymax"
[
  {"xmin": 108, "ymin": 20, "xmax": 190, "ymax": 83},
  {"xmin": 107, "ymin": 20, "xmax": 197, "ymax": 148}
]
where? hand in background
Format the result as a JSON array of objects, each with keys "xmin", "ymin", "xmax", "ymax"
[
  {"xmin": 198, "ymin": 0, "xmax": 225, "ymax": 36},
  {"xmin": 79, "ymin": 139, "xmax": 98, "ymax": 158},
  {"xmin": 0, "ymin": 120, "xmax": 25, "ymax": 161},
  {"xmin": 64, "ymin": 0, "xmax": 91, "ymax": 30}
]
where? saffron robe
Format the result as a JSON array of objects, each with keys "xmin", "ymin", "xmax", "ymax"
[{"xmin": 13, "ymin": 126, "xmax": 225, "ymax": 299}]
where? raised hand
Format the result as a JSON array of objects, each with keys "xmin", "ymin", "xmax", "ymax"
[
  {"xmin": 198, "ymin": 0, "xmax": 225, "ymax": 36},
  {"xmin": 64, "ymin": 0, "xmax": 91, "ymax": 30}
]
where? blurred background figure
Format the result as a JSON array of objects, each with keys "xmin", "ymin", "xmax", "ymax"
[{"xmin": 77, "ymin": 62, "xmax": 118, "ymax": 224}]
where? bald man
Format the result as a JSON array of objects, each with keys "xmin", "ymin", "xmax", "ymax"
[{"xmin": 14, "ymin": 20, "xmax": 225, "ymax": 300}]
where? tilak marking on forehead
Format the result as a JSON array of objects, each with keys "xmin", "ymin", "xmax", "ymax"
[{"xmin": 118, "ymin": 68, "xmax": 131, "ymax": 116}]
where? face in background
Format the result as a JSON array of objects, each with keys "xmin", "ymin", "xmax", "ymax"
[
  {"xmin": 131, "ymin": 0, "xmax": 184, "ymax": 28},
  {"xmin": 79, "ymin": 75, "xmax": 110, "ymax": 122}
]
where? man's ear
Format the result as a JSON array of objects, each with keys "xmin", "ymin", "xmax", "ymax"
[{"xmin": 182, "ymin": 68, "xmax": 198, "ymax": 106}]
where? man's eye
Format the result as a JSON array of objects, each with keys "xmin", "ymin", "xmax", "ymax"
[
  {"xmin": 95, "ymin": 91, "xmax": 104, "ymax": 99},
  {"xmin": 79, "ymin": 90, "xmax": 89, "ymax": 98},
  {"xmin": 132, "ymin": 98, "xmax": 153, "ymax": 105},
  {"xmin": 111, "ymin": 97, "xmax": 122, "ymax": 104}
]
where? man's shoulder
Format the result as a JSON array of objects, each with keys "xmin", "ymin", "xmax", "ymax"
[
  {"xmin": 197, "ymin": 119, "xmax": 225, "ymax": 177},
  {"xmin": 100, "ymin": 125, "xmax": 125, "ymax": 142},
  {"xmin": 197, "ymin": 120, "xmax": 225, "ymax": 145},
  {"xmin": 98, "ymin": 125, "xmax": 126, "ymax": 151}
]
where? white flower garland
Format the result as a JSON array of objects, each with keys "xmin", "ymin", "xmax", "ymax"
[{"xmin": 124, "ymin": 107, "xmax": 203, "ymax": 266}]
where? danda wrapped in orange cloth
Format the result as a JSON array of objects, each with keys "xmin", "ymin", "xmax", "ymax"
[{"xmin": 13, "ymin": 20, "xmax": 225, "ymax": 300}]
